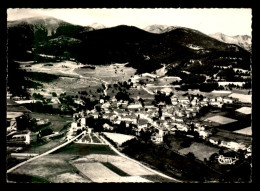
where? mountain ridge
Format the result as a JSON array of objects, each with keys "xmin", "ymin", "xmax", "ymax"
[
  {"xmin": 208, "ymin": 32, "xmax": 252, "ymax": 52},
  {"xmin": 7, "ymin": 16, "xmax": 251, "ymax": 74}
]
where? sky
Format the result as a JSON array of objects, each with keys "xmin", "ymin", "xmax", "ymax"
[{"xmin": 7, "ymin": 8, "xmax": 252, "ymax": 36}]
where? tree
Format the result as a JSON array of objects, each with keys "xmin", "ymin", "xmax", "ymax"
[
  {"xmin": 139, "ymin": 129, "xmax": 152, "ymax": 143},
  {"xmin": 95, "ymin": 105, "xmax": 102, "ymax": 113},
  {"xmin": 158, "ymin": 107, "xmax": 163, "ymax": 118},
  {"xmin": 51, "ymin": 92, "xmax": 57, "ymax": 97},
  {"xmin": 115, "ymin": 91, "xmax": 131, "ymax": 102},
  {"xmin": 138, "ymin": 98, "xmax": 145, "ymax": 107},
  {"xmin": 116, "ymin": 121, "xmax": 127, "ymax": 134},
  {"xmin": 186, "ymin": 152, "xmax": 196, "ymax": 160},
  {"xmin": 163, "ymin": 134, "xmax": 172, "ymax": 147}
]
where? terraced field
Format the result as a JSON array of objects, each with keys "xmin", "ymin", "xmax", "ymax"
[{"xmin": 8, "ymin": 141, "xmax": 175, "ymax": 183}]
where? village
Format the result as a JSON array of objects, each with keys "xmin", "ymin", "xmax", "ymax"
[
  {"xmin": 7, "ymin": 68, "xmax": 252, "ymax": 154},
  {"xmin": 6, "ymin": 62, "xmax": 252, "ymax": 182}
]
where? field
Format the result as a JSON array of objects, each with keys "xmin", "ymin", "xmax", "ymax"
[
  {"xmin": 166, "ymin": 135, "xmax": 194, "ymax": 151},
  {"xmin": 199, "ymin": 102, "xmax": 251, "ymax": 130},
  {"xmin": 103, "ymin": 132, "xmax": 136, "ymax": 146},
  {"xmin": 72, "ymin": 162, "xmax": 122, "ymax": 182},
  {"xmin": 72, "ymin": 161, "xmax": 152, "ymax": 182},
  {"xmin": 205, "ymin": 115, "xmax": 238, "ymax": 125},
  {"xmin": 229, "ymin": 93, "xmax": 252, "ymax": 103},
  {"xmin": 71, "ymin": 154, "xmax": 156, "ymax": 182},
  {"xmin": 110, "ymin": 160, "xmax": 155, "ymax": 176},
  {"xmin": 212, "ymin": 130, "xmax": 252, "ymax": 146},
  {"xmin": 235, "ymin": 107, "xmax": 251, "ymax": 115},
  {"xmin": 234, "ymin": 127, "xmax": 252, "ymax": 136},
  {"xmin": 74, "ymin": 63, "xmax": 136, "ymax": 83},
  {"xmin": 174, "ymin": 89, "xmax": 232, "ymax": 98},
  {"xmin": 8, "ymin": 155, "xmax": 85, "ymax": 183},
  {"xmin": 29, "ymin": 76, "xmax": 101, "ymax": 96},
  {"xmin": 29, "ymin": 112, "xmax": 72, "ymax": 132},
  {"xmin": 24, "ymin": 61, "xmax": 82, "ymax": 77},
  {"xmin": 8, "ymin": 142, "xmax": 166, "ymax": 183},
  {"xmin": 152, "ymin": 76, "xmax": 181, "ymax": 86},
  {"xmin": 146, "ymin": 86, "xmax": 174, "ymax": 94},
  {"xmin": 178, "ymin": 142, "xmax": 219, "ymax": 161},
  {"xmin": 52, "ymin": 143, "xmax": 117, "ymax": 156},
  {"xmin": 48, "ymin": 172, "xmax": 91, "ymax": 183},
  {"xmin": 26, "ymin": 62, "xmax": 136, "ymax": 97},
  {"xmin": 199, "ymin": 103, "xmax": 251, "ymax": 132},
  {"xmin": 128, "ymin": 88, "xmax": 154, "ymax": 99}
]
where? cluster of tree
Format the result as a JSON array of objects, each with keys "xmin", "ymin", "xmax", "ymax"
[
  {"xmin": 54, "ymin": 24, "xmax": 85, "ymax": 38},
  {"xmin": 185, "ymin": 61, "xmax": 219, "ymax": 76},
  {"xmin": 117, "ymin": 81, "xmax": 133, "ymax": 89},
  {"xmin": 121, "ymin": 136, "xmax": 219, "ymax": 182},
  {"xmin": 198, "ymin": 82, "xmax": 219, "ymax": 92},
  {"xmin": 38, "ymin": 128, "xmax": 54, "ymax": 138},
  {"xmin": 78, "ymin": 90, "xmax": 88, "ymax": 95},
  {"xmin": 115, "ymin": 91, "xmax": 133, "ymax": 102},
  {"xmin": 217, "ymin": 68, "xmax": 237, "ymax": 81},
  {"xmin": 32, "ymin": 93, "xmax": 44, "ymax": 100},
  {"xmin": 15, "ymin": 116, "xmax": 31, "ymax": 131},
  {"xmin": 128, "ymin": 58, "xmax": 163, "ymax": 74},
  {"xmin": 78, "ymin": 96, "xmax": 98, "ymax": 111},
  {"xmin": 34, "ymin": 27, "xmax": 48, "ymax": 45},
  {"xmin": 7, "ymin": 61, "xmax": 36, "ymax": 98},
  {"xmin": 59, "ymin": 93, "xmax": 75, "ymax": 106},
  {"xmin": 153, "ymin": 91, "xmax": 172, "ymax": 105},
  {"xmin": 138, "ymin": 98, "xmax": 145, "ymax": 107},
  {"xmin": 85, "ymin": 116, "xmax": 110, "ymax": 132},
  {"xmin": 26, "ymin": 102, "xmax": 61, "ymax": 114},
  {"xmin": 242, "ymin": 80, "xmax": 251, "ymax": 89},
  {"xmin": 170, "ymin": 70, "xmax": 206, "ymax": 85},
  {"xmin": 113, "ymin": 122, "xmax": 136, "ymax": 136},
  {"xmin": 139, "ymin": 128, "xmax": 153, "ymax": 143},
  {"xmin": 176, "ymin": 82, "xmax": 219, "ymax": 92},
  {"xmin": 24, "ymin": 72, "xmax": 59, "ymax": 83}
]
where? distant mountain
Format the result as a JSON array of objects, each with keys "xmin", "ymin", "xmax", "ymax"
[
  {"xmin": 143, "ymin": 24, "xmax": 179, "ymax": 34},
  {"xmin": 209, "ymin": 32, "xmax": 252, "ymax": 52},
  {"xmin": 7, "ymin": 16, "xmax": 92, "ymax": 61},
  {"xmin": 7, "ymin": 16, "xmax": 251, "ymax": 74},
  {"xmin": 8, "ymin": 16, "xmax": 73, "ymax": 36},
  {"xmin": 89, "ymin": 22, "xmax": 106, "ymax": 30}
]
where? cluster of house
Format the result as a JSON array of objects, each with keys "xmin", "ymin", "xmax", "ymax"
[
  {"xmin": 65, "ymin": 112, "xmax": 94, "ymax": 141},
  {"xmin": 6, "ymin": 93, "xmax": 33, "ymax": 146},
  {"xmin": 72, "ymin": 88, "xmax": 241, "ymax": 144}
]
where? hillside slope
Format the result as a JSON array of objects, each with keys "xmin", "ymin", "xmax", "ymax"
[
  {"xmin": 7, "ymin": 16, "xmax": 251, "ymax": 73},
  {"xmin": 209, "ymin": 32, "xmax": 252, "ymax": 52}
]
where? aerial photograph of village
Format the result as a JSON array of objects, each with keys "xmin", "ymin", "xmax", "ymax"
[{"xmin": 6, "ymin": 8, "xmax": 252, "ymax": 183}]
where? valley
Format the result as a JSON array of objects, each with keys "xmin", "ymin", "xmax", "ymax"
[{"xmin": 6, "ymin": 14, "xmax": 252, "ymax": 183}]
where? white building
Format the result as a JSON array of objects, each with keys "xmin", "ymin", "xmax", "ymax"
[
  {"xmin": 80, "ymin": 118, "xmax": 86, "ymax": 127},
  {"xmin": 223, "ymin": 97, "xmax": 234, "ymax": 104},
  {"xmin": 151, "ymin": 134, "xmax": 163, "ymax": 143}
]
